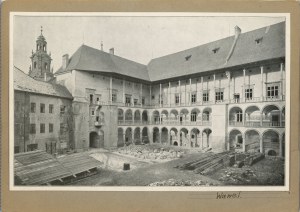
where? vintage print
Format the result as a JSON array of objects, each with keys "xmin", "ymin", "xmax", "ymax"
[{"xmin": 10, "ymin": 13, "xmax": 289, "ymax": 191}]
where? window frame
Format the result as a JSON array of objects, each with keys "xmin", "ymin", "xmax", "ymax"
[
  {"xmin": 40, "ymin": 103, "xmax": 45, "ymax": 113},
  {"xmin": 40, "ymin": 123, "xmax": 45, "ymax": 134},
  {"xmin": 49, "ymin": 123, "xmax": 54, "ymax": 133},
  {"xmin": 49, "ymin": 104, "xmax": 54, "ymax": 114},
  {"xmin": 30, "ymin": 124, "xmax": 36, "ymax": 134},
  {"xmin": 30, "ymin": 102, "xmax": 36, "ymax": 113}
]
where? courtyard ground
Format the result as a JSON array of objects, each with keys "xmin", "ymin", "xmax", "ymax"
[{"xmin": 68, "ymin": 145, "xmax": 285, "ymax": 187}]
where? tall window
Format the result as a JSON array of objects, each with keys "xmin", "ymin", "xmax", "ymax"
[
  {"xmin": 267, "ymin": 84, "xmax": 279, "ymax": 98},
  {"xmin": 89, "ymin": 94, "xmax": 94, "ymax": 104},
  {"xmin": 49, "ymin": 104, "xmax": 54, "ymax": 113},
  {"xmin": 245, "ymin": 88, "xmax": 253, "ymax": 100},
  {"xmin": 191, "ymin": 93, "xmax": 197, "ymax": 104},
  {"xmin": 134, "ymin": 99, "xmax": 138, "ymax": 105},
  {"xmin": 142, "ymin": 97, "xmax": 145, "ymax": 105},
  {"xmin": 191, "ymin": 112, "xmax": 197, "ymax": 122},
  {"xmin": 203, "ymin": 91, "xmax": 209, "ymax": 102},
  {"xmin": 40, "ymin": 123, "xmax": 45, "ymax": 133},
  {"xmin": 215, "ymin": 91, "xmax": 224, "ymax": 101},
  {"xmin": 125, "ymin": 95, "xmax": 131, "ymax": 104},
  {"xmin": 236, "ymin": 111, "xmax": 243, "ymax": 122},
  {"xmin": 159, "ymin": 95, "xmax": 163, "ymax": 104},
  {"xmin": 49, "ymin": 123, "xmax": 53, "ymax": 133},
  {"xmin": 112, "ymin": 93, "xmax": 117, "ymax": 103},
  {"xmin": 31, "ymin": 102, "xmax": 36, "ymax": 113},
  {"xmin": 30, "ymin": 124, "xmax": 36, "ymax": 134},
  {"xmin": 175, "ymin": 94, "xmax": 180, "ymax": 104},
  {"xmin": 40, "ymin": 103, "xmax": 45, "ymax": 113},
  {"xmin": 60, "ymin": 123, "xmax": 64, "ymax": 135},
  {"xmin": 60, "ymin": 105, "xmax": 66, "ymax": 114}
]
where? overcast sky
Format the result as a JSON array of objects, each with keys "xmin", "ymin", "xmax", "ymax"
[{"xmin": 13, "ymin": 14, "xmax": 286, "ymax": 73}]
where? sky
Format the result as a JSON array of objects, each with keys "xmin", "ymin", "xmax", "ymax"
[{"xmin": 12, "ymin": 14, "xmax": 286, "ymax": 74}]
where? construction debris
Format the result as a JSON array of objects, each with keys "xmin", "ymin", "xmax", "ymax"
[{"xmin": 148, "ymin": 178, "xmax": 218, "ymax": 186}]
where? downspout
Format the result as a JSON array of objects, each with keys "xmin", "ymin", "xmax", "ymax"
[{"xmin": 225, "ymin": 26, "xmax": 241, "ymax": 65}]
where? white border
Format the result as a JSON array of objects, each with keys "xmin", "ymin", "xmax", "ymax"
[{"xmin": 9, "ymin": 12, "xmax": 290, "ymax": 191}]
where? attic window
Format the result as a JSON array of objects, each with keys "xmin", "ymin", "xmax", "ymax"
[
  {"xmin": 212, "ymin": 48, "xmax": 220, "ymax": 54},
  {"xmin": 255, "ymin": 37, "xmax": 263, "ymax": 44},
  {"xmin": 185, "ymin": 55, "xmax": 192, "ymax": 61}
]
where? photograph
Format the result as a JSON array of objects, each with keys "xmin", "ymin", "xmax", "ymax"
[{"xmin": 10, "ymin": 13, "xmax": 289, "ymax": 191}]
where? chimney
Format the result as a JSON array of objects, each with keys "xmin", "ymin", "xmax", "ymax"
[
  {"xmin": 62, "ymin": 54, "xmax": 69, "ymax": 69},
  {"xmin": 109, "ymin": 48, "xmax": 114, "ymax": 55},
  {"xmin": 234, "ymin": 26, "xmax": 241, "ymax": 39}
]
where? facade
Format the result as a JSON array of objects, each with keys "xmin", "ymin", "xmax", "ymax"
[
  {"xmin": 52, "ymin": 21, "xmax": 286, "ymax": 157},
  {"xmin": 14, "ymin": 66, "xmax": 73, "ymax": 154}
]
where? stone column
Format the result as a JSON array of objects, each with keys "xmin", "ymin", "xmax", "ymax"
[
  {"xmin": 140, "ymin": 130, "xmax": 143, "ymax": 143},
  {"xmin": 123, "ymin": 133, "xmax": 126, "ymax": 146},
  {"xmin": 159, "ymin": 129, "xmax": 162, "ymax": 143},
  {"xmin": 260, "ymin": 112, "xmax": 263, "ymax": 127},
  {"xmin": 189, "ymin": 78, "xmax": 192, "ymax": 105},
  {"xmin": 132, "ymin": 130, "xmax": 135, "ymax": 145},
  {"xmin": 201, "ymin": 133, "xmax": 204, "ymax": 149},
  {"xmin": 201, "ymin": 77, "xmax": 203, "ymax": 105},
  {"xmin": 132, "ymin": 111, "xmax": 134, "ymax": 124},
  {"xmin": 141, "ymin": 83, "xmax": 143, "ymax": 106},
  {"xmin": 260, "ymin": 66, "xmax": 264, "ymax": 101},
  {"xmin": 213, "ymin": 74, "xmax": 216, "ymax": 103},
  {"xmin": 242, "ymin": 134, "xmax": 246, "ymax": 152},
  {"xmin": 132, "ymin": 82, "xmax": 134, "ymax": 106},
  {"xmin": 168, "ymin": 132, "xmax": 171, "ymax": 145},
  {"xmin": 260, "ymin": 135, "xmax": 263, "ymax": 154}
]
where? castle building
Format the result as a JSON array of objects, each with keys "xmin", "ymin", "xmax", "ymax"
[
  {"xmin": 52, "ymin": 21, "xmax": 286, "ymax": 157},
  {"xmin": 14, "ymin": 29, "xmax": 73, "ymax": 153}
]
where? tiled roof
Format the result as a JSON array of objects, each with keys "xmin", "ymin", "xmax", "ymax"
[
  {"xmin": 55, "ymin": 45, "xmax": 150, "ymax": 81},
  {"xmin": 147, "ymin": 21, "xmax": 285, "ymax": 81},
  {"xmin": 14, "ymin": 67, "xmax": 73, "ymax": 99},
  {"xmin": 55, "ymin": 21, "xmax": 285, "ymax": 82}
]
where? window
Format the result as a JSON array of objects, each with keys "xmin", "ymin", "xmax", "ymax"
[
  {"xmin": 215, "ymin": 91, "xmax": 224, "ymax": 101},
  {"xmin": 191, "ymin": 93, "xmax": 197, "ymax": 103},
  {"xmin": 89, "ymin": 94, "xmax": 93, "ymax": 103},
  {"xmin": 212, "ymin": 47, "xmax": 220, "ymax": 54},
  {"xmin": 96, "ymin": 116, "xmax": 100, "ymax": 122},
  {"xmin": 159, "ymin": 95, "xmax": 163, "ymax": 104},
  {"xmin": 267, "ymin": 84, "xmax": 279, "ymax": 98},
  {"xmin": 236, "ymin": 112, "xmax": 243, "ymax": 122},
  {"xmin": 49, "ymin": 104, "xmax": 54, "ymax": 113},
  {"xmin": 175, "ymin": 94, "xmax": 180, "ymax": 104},
  {"xmin": 30, "ymin": 102, "xmax": 36, "ymax": 113},
  {"xmin": 142, "ymin": 97, "xmax": 145, "ymax": 105},
  {"xmin": 185, "ymin": 55, "xmax": 192, "ymax": 61},
  {"xmin": 255, "ymin": 37, "xmax": 263, "ymax": 45},
  {"xmin": 134, "ymin": 99, "xmax": 138, "ymax": 105},
  {"xmin": 125, "ymin": 95, "xmax": 131, "ymax": 104},
  {"xmin": 15, "ymin": 123, "xmax": 22, "ymax": 136},
  {"xmin": 112, "ymin": 93, "xmax": 117, "ymax": 102},
  {"xmin": 30, "ymin": 124, "xmax": 36, "ymax": 134},
  {"xmin": 191, "ymin": 112, "xmax": 197, "ymax": 122},
  {"xmin": 151, "ymin": 95, "xmax": 155, "ymax": 100},
  {"xmin": 34, "ymin": 62, "xmax": 37, "ymax": 68},
  {"xmin": 44, "ymin": 62, "xmax": 48, "ymax": 69},
  {"xmin": 40, "ymin": 123, "xmax": 45, "ymax": 133},
  {"xmin": 49, "ymin": 123, "xmax": 53, "ymax": 133},
  {"xmin": 203, "ymin": 91, "xmax": 209, "ymax": 102},
  {"xmin": 91, "ymin": 110, "xmax": 95, "ymax": 116},
  {"xmin": 60, "ymin": 105, "xmax": 66, "ymax": 114},
  {"xmin": 245, "ymin": 88, "xmax": 253, "ymax": 100},
  {"xmin": 40, "ymin": 103, "xmax": 45, "ymax": 113},
  {"xmin": 234, "ymin": 93, "xmax": 240, "ymax": 103}
]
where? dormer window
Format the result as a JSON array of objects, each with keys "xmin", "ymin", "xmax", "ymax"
[
  {"xmin": 185, "ymin": 55, "xmax": 192, "ymax": 61},
  {"xmin": 212, "ymin": 47, "xmax": 220, "ymax": 54},
  {"xmin": 255, "ymin": 37, "xmax": 263, "ymax": 44}
]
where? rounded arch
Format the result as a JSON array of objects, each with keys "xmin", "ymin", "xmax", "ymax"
[
  {"xmin": 142, "ymin": 110, "xmax": 148, "ymax": 123},
  {"xmin": 152, "ymin": 127, "xmax": 160, "ymax": 143},
  {"xmin": 125, "ymin": 109, "xmax": 133, "ymax": 121},
  {"xmin": 125, "ymin": 127, "xmax": 133, "ymax": 144},
  {"xmin": 34, "ymin": 61, "xmax": 37, "ymax": 69},
  {"xmin": 117, "ymin": 128, "xmax": 124, "ymax": 147},
  {"xmin": 152, "ymin": 110, "xmax": 160, "ymax": 125},
  {"xmin": 244, "ymin": 129, "xmax": 260, "ymax": 153},
  {"xmin": 142, "ymin": 127, "xmax": 149, "ymax": 144},
  {"xmin": 262, "ymin": 105, "xmax": 281, "ymax": 127},
  {"xmin": 170, "ymin": 127, "xmax": 178, "ymax": 146},
  {"xmin": 202, "ymin": 107, "xmax": 212, "ymax": 121},
  {"xmin": 281, "ymin": 106, "xmax": 285, "ymax": 127},
  {"xmin": 161, "ymin": 127, "xmax": 169, "ymax": 144},
  {"xmin": 245, "ymin": 105, "xmax": 261, "ymax": 127},
  {"xmin": 229, "ymin": 129, "xmax": 243, "ymax": 150},
  {"xmin": 134, "ymin": 127, "xmax": 141, "ymax": 144},
  {"xmin": 134, "ymin": 110, "xmax": 141, "ymax": 122},
  {"xmin": 191, "ymin": 108, "xmax": 201, "ymax": 122},
  {"xmin": 191, "ymin": 128, "xmax": 200, "ymax": 148},
  {"xmin": 179, "ymin": 128, "xmax": 189, "ymax": 147},
  {"xmin": 89, "ymin": 130, "xmax": 104, "ymax": 148},
  {"xmin": 229, "ymin": 107, "xmax": 243, "ymax": 126},
  {"xmin": 262, "ymin": 129, "xmax": 279, "ymax": 156}
]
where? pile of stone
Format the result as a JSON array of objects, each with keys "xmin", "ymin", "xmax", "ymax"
[
  {"xmin": 117, "ymin": 145, "xmax": 185, "ymax": 161},
  {"xmin": 148, "ymin": 178, "xmax": 216, "ymax": 186},
  {"xmin": 218, "ymin": 168, "xmax": 257, "ymax": 184}
]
